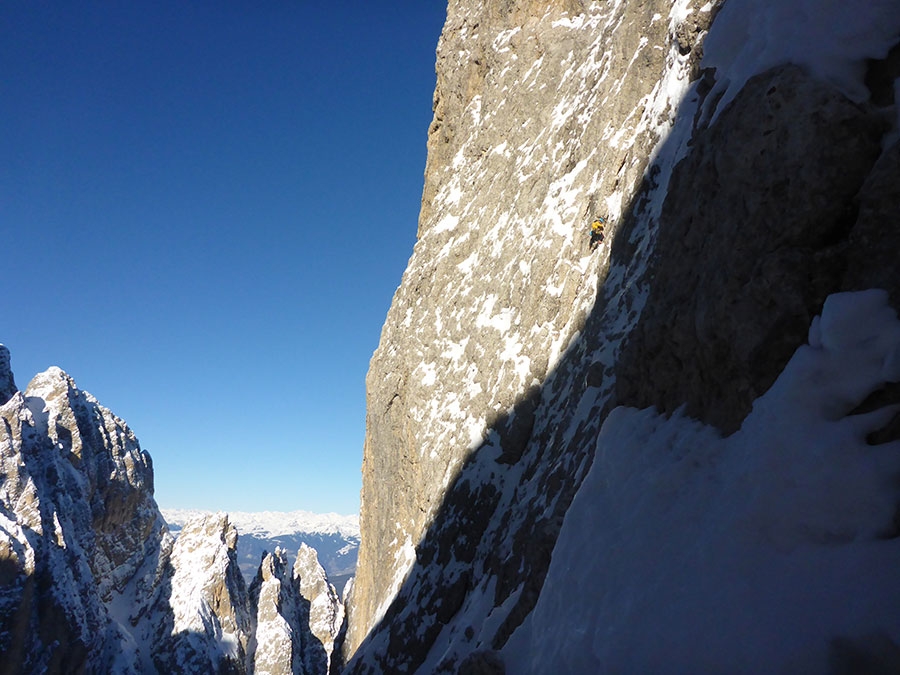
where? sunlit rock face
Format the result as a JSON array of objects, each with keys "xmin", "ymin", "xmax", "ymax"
[
  {"xmin": 153, "ymin": 513, "xmax": 254, "ymax": 674},
  {"xmin": 250, "ymin": 549, "xmax": 306, "ymax": 675},
  {"xmin": 348, "ymin": 0, "xmax": 900, "ymax": 672},
  {"xmin": 247, "ymin": 544, "xmax": 344, "ymax": 675},
  {"xmin": 293, "ymin": 543, "xmax": 344, "ymax": 670},
  {"xmin": 347, "ymin": 0, "xmax": 717, "ymax": 669}
]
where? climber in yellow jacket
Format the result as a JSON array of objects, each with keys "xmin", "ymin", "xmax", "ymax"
[{"xmin": 590, "ymin": 216, "xmax": 606, "ymax": 248}]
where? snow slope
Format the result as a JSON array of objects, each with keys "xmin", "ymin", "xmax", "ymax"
[{"xmin": 506, "ymin": 290, "xmax": 900, "ymax": 672}]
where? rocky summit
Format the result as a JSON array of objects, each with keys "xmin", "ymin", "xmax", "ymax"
[
  {"xmin": 0, "ymin": 350, "xmax": 344, "ymax": 674},
  {"xmin": 345, "ymin": 0, "xmax": 900, "ymax": 673}
]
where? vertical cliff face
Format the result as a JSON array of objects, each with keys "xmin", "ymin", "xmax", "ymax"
[
  {"xmin": 0, "ymin": 348, "xmax": 343, "ymax": 674},
  {"xmin": 348, "ymin": 0, "xmax": 717, "ymax": 665},
  {"xmin": 349, "ymin": 0, "xmax": 900, "ymax": 672}
]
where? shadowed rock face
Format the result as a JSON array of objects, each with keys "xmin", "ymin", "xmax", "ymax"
[
  {"xmin": 0, "ymin": 345, "xmax": 15, "ymax": 406},
  {"xmin": 845, "ymin": 137, "xmax": 900, "ymax": 308},
  {"xmin": 616, "ymin": 64, "xmax": 892, "ymax": 434}
]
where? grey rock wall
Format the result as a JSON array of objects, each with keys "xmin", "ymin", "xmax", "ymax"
[
  {"xmin": 347, "ymin": 0, "xmax": 718, "ymax": 669},
  {"xmin": 348, "ymin": 0, "xmax": 900, "ymax": 672},
  {"xmin": 616, "ymin": 64, "xmax": 892, "ymax": 433}
]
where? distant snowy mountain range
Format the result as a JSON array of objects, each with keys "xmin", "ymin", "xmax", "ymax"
[{"xmin": 162, "ymin": 509, "xmax": 360, "ymax": 593}]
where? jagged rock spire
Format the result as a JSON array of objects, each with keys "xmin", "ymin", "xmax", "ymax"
[{"xmin": 0, "ymin": 344, "xmax": 17, "ymax": 405}]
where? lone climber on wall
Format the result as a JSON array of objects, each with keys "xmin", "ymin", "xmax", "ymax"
[{"xmin": 590, "ymin": 216, "xmax": 606, "ymax": 248}]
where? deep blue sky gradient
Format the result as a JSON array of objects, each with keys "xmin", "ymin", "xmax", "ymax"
[{"xmin": 1, "ymin": 2, "xmax": 447, "ymax": 514}]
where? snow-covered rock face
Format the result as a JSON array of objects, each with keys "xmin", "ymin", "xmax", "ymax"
[
  {"xmin": 348, "ymin": 0, "xmax": 717, "ymax": 663},
  {"xmin": 348, "ymin": 0, "xmax": 900, "ymax": 672},
  {"xmin": 163, "ymin": 508, "xmax": 360, "ymax": 593},
  {"xmin": 154, "ymin": 513, "xmax": 253, "ymax": 673},
  {"xmin": 249, "ymin": 544, "xmax": 344, "ymax": 675},
  {"xmin": 0, "ymin": 356, "xmax": 344, "ymax": 675},
  {"xmin": 250, "ymin": 549, "xmax": 306, "ymax": 675},
  {"xmin": 294, "ymin": 543, "xmax": 344, "ymax": 668},
  {"xmin": 0, "ymin": 362, "xmax": 169, "ymax": 673}
]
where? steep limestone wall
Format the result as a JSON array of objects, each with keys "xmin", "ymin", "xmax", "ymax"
[
  {"xmin": 349, "ymin": 0, "xmax": 900, "ymax": 671},
  {"xmin": 616, "ymin": 64, "xmax": 897, "ymax": 433},
  {"xmin": 347, "ymin": 0, "xmax": 717, "ymax": 666}
]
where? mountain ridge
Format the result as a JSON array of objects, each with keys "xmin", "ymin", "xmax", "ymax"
[
  {"xmin": 0, "ymin": 350, "xmax": 345, "ymax": 674},
  {"xmin": 163, "ymin": 508, "xmax": 360, "ymax": 594}
]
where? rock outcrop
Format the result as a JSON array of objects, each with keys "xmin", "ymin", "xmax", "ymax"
[
  {"xmin": 0, "ymin": 349, "xmax": 343, "ymax": 674},
  {"xmin": 154, "ymin": 513, "xmax": 253, "ymax": 674},
  {"xmin": 347, "ymin": 0, "xmax": 900, "ymax": 672},
  {"xmin": 250, "ymin": 549, "xmax": 308, "ymax": 675},
  {"xmin": 163, "ymin": 508, "xmax": 360, "ymax": 595},
  {"xmin": 247, "ymin": 544, "xmax": 344, "ymax": 675}
]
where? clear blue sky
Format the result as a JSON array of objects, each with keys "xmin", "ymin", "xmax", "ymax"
[{"xmin": 1, "ymin": 2, "xmax": 447, "ymax": 515}]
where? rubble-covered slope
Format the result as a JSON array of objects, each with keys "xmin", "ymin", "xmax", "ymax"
[{"xmin": 347, "ymin": 0, "xmax": 900, "ymax": 672}]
